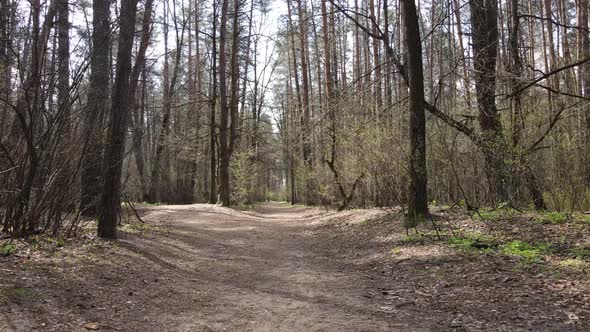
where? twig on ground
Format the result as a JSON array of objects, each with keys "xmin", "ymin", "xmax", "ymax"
[{"xmin": 124, "ymin": 194, "xmax": 145, "ymax": 223}]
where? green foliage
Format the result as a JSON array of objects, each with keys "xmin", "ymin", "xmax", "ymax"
[
  {"xmin": 398, "ymin": 233, "xmax": 429, "ymax": 246},
  {"xmin": 534, "ymin": 211, "xmax": 569, "ymax": 224},
  {"xmin": 447, "ymin": 232, "xmax": 497, "ymax": 253},
  {"xmin": 568, "ymin": 247, "xmax": 590, "ymax": 260},
  {"xmin": 0, "ymin": 243, "xmax": 16, "ymax": 256},
  {"xmin": 500, "ymin": 240, "xmax": 551, "ymax": 263},
  {"xmin": 447, "ymin": 237, "xmax": 475, "ymax": 248},
  {"xmin": 559, "ymin": 258, "xmax": 589, "ymax": 269},
  {"xmin": 543, "ymin": 187, "xmax": 589, "ymax": 212},
  {"xmin": 46, "ymin": 237, "xmax": 65, "ymax": 248},
  {"xmin": 231, "ymin": 151, "xmax": 259, "ymax": 206},
  {"xmin": 473, "ymin": 208, "xmax": 519, "ymax": 221},
  {"xmin": 573, "ymin": 213, "xmax": 590, "ymax": 225}
]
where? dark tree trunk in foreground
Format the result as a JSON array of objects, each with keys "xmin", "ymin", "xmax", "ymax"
[
  {"xmin": 53, "ymin": 0, "xmax": 71, "ymax": 223},
  {"xmin": 98, "ymin": 0, "xmax": 139, "ymax": 239},
  {"xmin": 81, "ymin": 0, "xmax": 110, "ymax": 216},
  {"xmin": 470, "ymin": 0, "xmax": 509, "ymax": 204},
  {"xmin": 402, "ymin": 0, "xmax": 428, "ymax": 226}
]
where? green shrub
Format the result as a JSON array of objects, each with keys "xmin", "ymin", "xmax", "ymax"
[
  {"xmin": 574, "ymin": 213, "xmax": 590, "ymax": 225},
  {"xmin": 448, "ymin": 232, "xmax": 497, "ymax": 252},
  {"xmin": 500, "ymin": 240, "xmax": 550, "ymax": 263},
  {"xmin": 0, "ymin": 243, "xmax": 16, "ymax": 256},
  {"xmin": 231, "ymin": 151, "xmax": 258, "ymax": 205},
  {"xmin": 473, "ymin": 208, "xmax": 519, "ymax": 221},
  {"xmin": 46, "ymin": 237, "xmax": 65, "ymax": 248},
  {"xmin": 569, "ymin": 247, "xmax": 590, "ymax": 260},
  {"xmin": 535, "ymin": 211, "xmax": 568, "ymax": 224}
]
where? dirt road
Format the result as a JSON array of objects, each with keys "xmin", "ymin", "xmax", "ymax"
[
  {"xmin": 3, "ymin": 202, "xmax": 588, "ymax": 331},
  {"xmin": 1, "ymin": 202, "xmax": 426, "ymax": 331},
  {"xmin": 117, "ymin": 202, "xmax": 420, "ymax": 331}
]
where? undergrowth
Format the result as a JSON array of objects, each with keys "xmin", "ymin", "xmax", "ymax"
[
  {"xmin": 534, "ymin": 211, "xmax": 569, "ymax": 224},
  {"xmin": 472, "ymin": 208, "xmax": 520, "ymax": 221},
  {"xmin": 0, "ymin": 243, "xmax": 16, "ymax": 256}
]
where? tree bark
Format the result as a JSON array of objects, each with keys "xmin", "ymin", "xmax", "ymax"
[
  {"xmin": 129, "ymin": 0, "xmax": 154, "ymax": 201},
  {"xmin": 217, "ymin": 0, "xmax": 231, "ymax": 206},
  {"xmin": 208, "ymin": 0, "xmax": 218, "ymax": 204},
  {"xmin": 402, "ymin": 0, "xmax": 429, "ymax": 226},
  {"xmin": 98, "ymin": 0, "xmax": 139, "ymax": 239},
  {"xmin": 81, "ymin": 0, "xmax": 109, "ymax": 216},
  {"xmin": 509, "ymin": 0, "xmax": 547, "ymax": 210},
  {"xmin": 579, "ymin": 0, "xmax": 590, "ymax": 185},
  {"xmin": 296, "ymin": 0, "xmax": 312, "ymax": 170},
  {"xmin": 470, "ymin": 0, "xmax": 509, "ymax": 204}
]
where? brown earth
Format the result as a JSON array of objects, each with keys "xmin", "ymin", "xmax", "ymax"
[{"xmin": 1, "ymin": 202, "xmax": 588, "ymax": 331}]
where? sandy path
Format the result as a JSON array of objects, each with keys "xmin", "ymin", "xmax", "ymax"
[
  {"xmin": 5, "ymin": 202, "xmax": 587, "ymax": 331},
  {"xmin": 115, "ymin": 202, "xmax": 416, "ymax": 331},
  {"xmin": 3, "ymin": 202, "xmax": 428, "ymax": 332}
]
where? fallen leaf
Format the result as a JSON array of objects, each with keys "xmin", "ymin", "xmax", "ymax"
[{"xmin": 84, "ymin": 322, "xmax": 99, "ymax": 330}]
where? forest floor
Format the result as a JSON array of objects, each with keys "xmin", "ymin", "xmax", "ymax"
[{"xmin": 1, "ymin": 202, "xmax": 589, "ymax": 331}]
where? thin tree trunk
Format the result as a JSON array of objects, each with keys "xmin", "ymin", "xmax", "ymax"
[
  {"xmin": 217, "ymin": 0, "xmax": 231, "ymax": 206},
  {"xmin": 129, "ymin": 0, "xmax": 154, "ymax": 201},
  {"xmin": 208, "ymin": 0, "xmax": 218, "ymax": 204},
  {"xmin": 148, "ymin": 0, "xmax": 184, "ymax": 203},
  {"xmin": 579, "ymin": 0, "xmax": 590, "ymax": 185}
]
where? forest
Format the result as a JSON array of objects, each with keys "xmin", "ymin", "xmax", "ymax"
[
  {"xmin": 0, "ymin": 0, "xmax": 589, "ymax": 236},
  {"xmin": 1, "ymin": 0, "xmax": 589, "ymax": 330}
]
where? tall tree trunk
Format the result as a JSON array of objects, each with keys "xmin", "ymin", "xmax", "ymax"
[
  {"xmin": 98, "ymin": 0, "xmax": 139, "ymax": 239},
  {"xmin": 217, "ymin": 0, "xmax": 231, "ymax": 206},
  {"xmin": 132, "ymin": 65, "xmax": 148, "ymax": 201},
  {"xmin": 148, "ymin": 0, "xmax": 184, "ymax": 203},
  {"xmin": 453, "ymin": 0, "xmax": 472, "ymax": 109},
  {"xmin": 402, "ymin": 0, "xmax": 428, "ymax": 226},
  {"xmin": 296, "ymin": 0, "xmax": 312, "ymax": 171},
  {"xmin": 52, "ymin": 0, "xmax": 70, "ymax": 223},
  {"xmin": 470, "ymin": 0, "xmax": 509, "ymax": 204},
  {"xmin": 228, "ymin": 0, "xmax": 240, "ymax": 162},
  {"xmin": 369, "ymin": 0, "xmax": 382, "ymax": 111},
  {"xmin": 300, "ymin": 0, "xmax": 315, "ymax": 202},
  {"xmin": 509, "ymin": 0, "xmax": 547, "ymax": 210},
  {"xmin": 287, "ymin": 0, "xmax": 303, "ymax": 116},
  {"xmin": 579, "ymin": 0, "xmax": 590, "ymax": 185},
  {"xmin": 129, "ymin": 0, "xmax": 154, "ymax": 201},
  {"xmin": 81, "ymin": 0, "xmax": 109, "ymax": 216},
  {"xmin": 217, "ymin": 0, "xmax": 241, "ymax": 207},
  {"xmin": 0, "ymin": 0, "xmax": 11, "ymax": 119},
  {"xmin": 191, "ymin": 0, "xmax": 203, "ymax": 202},
  {"xmin": 208, "ymin": 0, "xmax": 218, "ymax": 204}
]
